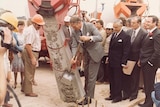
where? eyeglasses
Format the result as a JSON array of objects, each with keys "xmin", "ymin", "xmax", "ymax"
[
  {"xmin": 34, "ymin": 23, "xmax": 41, "ymax": 27},
  {"xmin": 106, "ymin": 28, "xmax": 113, "ymax": 30},
  {"xmin": 36, "ymin": 24, "xmax": 41, "ymax": 27}
]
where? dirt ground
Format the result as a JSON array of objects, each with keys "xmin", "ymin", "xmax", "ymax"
[{"xmin": 9, "ymin": 58, "xmax": 158, "ymax": 107}]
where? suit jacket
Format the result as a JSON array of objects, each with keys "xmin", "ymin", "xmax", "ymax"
[
  {"xmin": 108, "ymin": 30, "xmax": 131, "ymax": 67},
  {"xmin": 126, "ymin": 28, "xmax": 147, "ymax": 61},
  {"xmin": 71, "ymin": 22, "xmax": 104, "ymax": 62},
  {"xmin": 140, "ymin": 28, "xmax": 160, "ymax": 67},
  {"xmin": 61, "ymin": 25, "xmax": 71, "ymax": 38}
]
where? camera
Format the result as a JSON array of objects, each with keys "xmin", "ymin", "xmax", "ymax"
[
  {"xmin": 81, "ymin": 11, "xmax": 87, "ymax": 17},
  {"xmin": 0, "ymin": 28, "xmax": 18, "ymax": 54}
]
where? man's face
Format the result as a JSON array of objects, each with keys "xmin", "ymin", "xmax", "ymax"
[
  {"xmin": 33, "ymin": 23, "xmax": 42, "ymax": 30},
  {"xmin": 131, "ymin": 18, "xmax": 140, "ymax": 30},
  {"xmin": 70, "ymin": 21, "xmax": 82, "ymax": 31},
  {"xmin": 113, "ymin": 23, "xmax": 122, "ymax": 33},
  {"xmin": 145, "ymin": 17, "xmax": 156, "ymax": 30},
  {"xmin": 96, "ymin": 22, "xmax": 102, "ymax": 29},
  {"xmin": 64, "ymin": 22, "xmax": 70, "ymax": 27}
]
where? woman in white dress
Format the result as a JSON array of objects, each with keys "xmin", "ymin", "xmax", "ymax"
[{"xmin": 11, "ymin": 20, "xmax": 25, "ymax": 88}]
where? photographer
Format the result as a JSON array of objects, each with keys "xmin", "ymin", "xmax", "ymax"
[
  {"xmin": 0, "ymin": 12, "xmax": 18, "ymax": 106},
  {"xmin": 81, "ymin": 10, "xmax": 90, "ymax": 22}
]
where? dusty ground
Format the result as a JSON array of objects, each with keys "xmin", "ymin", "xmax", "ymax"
[{"xmin": 9, "ymin": 58, "xmax": 158, "ymax": 107}]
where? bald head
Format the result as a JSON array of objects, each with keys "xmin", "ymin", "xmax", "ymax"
[{"xmin": 113, "ymin": 19, "xmax": 123, "ymax": 33}]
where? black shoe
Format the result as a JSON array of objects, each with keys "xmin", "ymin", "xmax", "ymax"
[
  {"xmin": 129, "ymin": 96, "xmax": 137, "ymax": 101},
  {"xmin": 105, "ymin": 97, "xmax": 113, "ymax": 100},
  {"xmin": 79, "ymin": 69, "xmax": 84, "ymax": 77},
  {"xmin": 112, "ymin": 98, "xmax": 122, "ymax": 103},
  {"xmin": 78, "ymin": 98, "xmax": 91, "ymax": 105},
  {"xmin": 122, "ymin": 96, "xmax": 129, "ymax": 100},
  {"xmin": 138, "ymin": 103, "xmax": 145, "ymax": 107}
]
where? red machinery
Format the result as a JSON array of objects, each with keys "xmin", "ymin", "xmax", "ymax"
[
  {"xmin": 28, "ymin": 0, "xmax": 80, "ymax": 59},
  {"xmin": 114, "ymin": 0, "xmax": 147, "ymax": 18}
]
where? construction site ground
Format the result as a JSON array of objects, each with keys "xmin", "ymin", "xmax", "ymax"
[{"xmin": 10, "ymin": 57, "xmax": 159, "ymax": 107}]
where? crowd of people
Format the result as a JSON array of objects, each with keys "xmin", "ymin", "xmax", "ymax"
[
  {"xmin": 68, "ymin": 12, "xmax": 160, "ymax": 107},
  {"xmin": 1, "ymin": 9, "xmax": 160, "ymax": 107},
  {"xmin": 0, "ymin": 11, "xmax": 45, "ymax": 107}
]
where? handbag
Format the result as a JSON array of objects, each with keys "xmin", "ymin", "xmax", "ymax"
[{"xmin": 154, "ymin": 82, "xmax": 160, "ymax": 100}]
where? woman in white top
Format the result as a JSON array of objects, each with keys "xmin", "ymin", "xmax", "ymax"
[{"xmin": 11, "ymin": 20, "xmax": 25, "ymax": 88}]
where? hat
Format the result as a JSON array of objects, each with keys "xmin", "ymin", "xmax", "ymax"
[
  {"xmin": 0, "ymin": 12, "xmax": 18, "ymax": 31},
  {"xmin": 90, "ymin": 18, "xmax": 96, "ymax": 22},
  {"xmin": 31, "ymin": 14, "xmax": 45, "ymax": 25},
  {"xmin": 105, "ymin": 23, "xmax": 113, "ymax": 29},
  {"xmin": 64, "ymin": 16, "xmax": 71, "ymax": 22}
]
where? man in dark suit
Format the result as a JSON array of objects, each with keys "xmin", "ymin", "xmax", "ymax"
[
  {"xmin": 70, "ymin": 15, "xmax": 104, "ymax": 105},
  {"xmin": 139, "ymin": 15, "xmax": 160, "ymax": 107},
  {"xmin": 106, "ymin": 19, "xmax": 131, "ymax": 103},
  {"xmin": 124, "ymin": 16, "xmax": 147, "ymax": 101}
]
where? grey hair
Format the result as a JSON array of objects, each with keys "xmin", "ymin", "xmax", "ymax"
[
  {"xmin": 70, "ymin": 15, "xmax": 82, "ymax": 23},
  {"xmin": 114, "ymin": 19, "xmax": 123, "ymax": 26}
]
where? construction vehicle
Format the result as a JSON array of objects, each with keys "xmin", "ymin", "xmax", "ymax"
[
  {"xmin": 27, "ymin": 0, "xmax": 147, "ymax": 103},
  {"xmin": 114, "ymin": 0, "xmax": 147, "ymax": 18}
]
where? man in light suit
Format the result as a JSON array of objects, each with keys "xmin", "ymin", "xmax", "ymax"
[
  {"xmin": 106, "ymin": 19, "xmax": 131, "ymax": 103},
  {"xmin": 61, "ymin": 15, "xmax": 72, "ymax": 50},
  {"xmin": 138, "ymin": 15, "xmax": 160, "ymax": 107},
  {"xmin": 70, "ymin": 15, "xmax": 104, "ymax": 105},
  {"xmin": 124, "ymin": 16, "xmax": 147, "ymax": 101}
]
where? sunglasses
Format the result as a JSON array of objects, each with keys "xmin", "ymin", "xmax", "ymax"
[
  {"xmin": 36, "ymin": 24, "xmax": 41, "ymax": 27},
  {"xmin": 106, "ymin": 28, "xmax": 113, "ymax": 30},
  {"xmin": 34, "ymin": 23, "xmax": 41, "ymax": 27},
  {"xmin": 91, "ymin": 22, "xmax": 96, "ymax": 25}
]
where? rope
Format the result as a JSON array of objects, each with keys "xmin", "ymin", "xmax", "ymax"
[
  {"xmin": 47, "ymin": 38, "xmax": 70, "ymax": 51},
  {"xmin": 47, "ymin": 38, "xmax": 71, "ymax": 72}
]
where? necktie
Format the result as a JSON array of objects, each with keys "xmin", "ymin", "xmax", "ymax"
[
  {"xmin": 113, "ymin": 33, "xmax": 117, "ymax": 39},
  {"xmin": 67, "ymin": 27, "xmax": 70, "ymax": 36},
  {"xmin": 79, "ymin": 30, "xmax": 82, "ymax": 36},
  {"xmin": 79, "ymin": 30, "xmax": 84, "ymax": 43},
  {"xmin": 131, "ymin": 30, "xmax": 136, "ymax": 43}
]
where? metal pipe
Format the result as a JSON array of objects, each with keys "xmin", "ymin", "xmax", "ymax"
[
  {"xmin": 87, "ymin": 97, "xmax": 90, "ymax": 107},
  {"xmin": 82, "ymin": 100, "xmax": 84, "ymax": 107}
]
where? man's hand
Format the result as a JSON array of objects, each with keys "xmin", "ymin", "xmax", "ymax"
[
  {"xmin": 105, "ymin": 57, "xmax": 109, "ymax": 64},
  {"xmin": 31, "ymin": 57, "xmax": 37, "ymax": 66},
  {"xmin": 137, "ymin": 60, "xmax": 141, "ymax": 67},
  {"xmin": 71, "ymin": 56, "xmax": 77, "ymax": 65},
  {"xmin": 80, "ymin": 36, "xmax": 91, "ymax": 42}
]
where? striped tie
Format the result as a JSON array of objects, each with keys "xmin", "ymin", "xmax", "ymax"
[{"xmin": 131, "ymin": 30, "xmax": 136, "ymax": 43}]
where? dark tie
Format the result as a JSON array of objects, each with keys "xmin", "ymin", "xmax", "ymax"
[
  {"xmin": 113, "ymin": 33, "xmax": 117, "ymax": 39},
  {"xmin": 79, "ymin": 30, "xmax": 83, "ymax": 36},
  {"xmin": 67, "ymin": 27, "xmax": 70, "ymax": 34},
  {"xmin": 131, "ymin": 30, "xmax": 136, "ymax": 43}
]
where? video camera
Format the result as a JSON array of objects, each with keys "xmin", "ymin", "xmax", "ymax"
[{"xmin": 0, "ymin": 27, "xmax": 19, "ymax": 54}]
